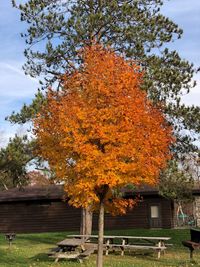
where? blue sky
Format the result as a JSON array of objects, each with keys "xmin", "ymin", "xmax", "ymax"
[{"xmin": 0, "ymin": 0, "xmax": 199, "ymax": 146}]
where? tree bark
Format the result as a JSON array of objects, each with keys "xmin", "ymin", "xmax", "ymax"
[
  {"xmin": 80, "ymin": 208, "xmax": 93, "ymax": 236},
  {"xmin": 97, "ymin": 200, "xmax": 104, "ymax": 267},
  {"xmin": 80, "ymin": 208, "xmax": 86, "ymax": 235},
  {"xmin": 85, "ymin": 208, "xmax": 93, "ymax": 235}
]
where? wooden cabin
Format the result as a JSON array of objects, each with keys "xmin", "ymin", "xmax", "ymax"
[{"xmin": 0, "ymin": 185, "xmax": 176, "ymax": 233}]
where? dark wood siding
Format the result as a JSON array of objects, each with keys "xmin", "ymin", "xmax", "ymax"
[
  {"xmin": 0, "ymin": 200, "xmax": 81, "ymax": 233},
  {"xmin": 161, "ymin": 198, "xmax": 174, "ymax": 228},
  {"xmin": 0, "ymin": 196, "xmax": 173, "ymax": 233},
  {"xmin": 93, "ymin": 196, "xmax": 173, "ymax": 230}
]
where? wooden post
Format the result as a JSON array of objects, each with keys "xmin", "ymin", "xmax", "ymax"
[
  {"xmin": 157, "ymin": 241, "xmax": 161, "ymax": 259},
  {"xmin": 121, "ymin": 239, "xmax": 126, "ymax": 256},
  {"xmin": 105, "ymin": 239, "xmax": 110, "ymax": 256}
]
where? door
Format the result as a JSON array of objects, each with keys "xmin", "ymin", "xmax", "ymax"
[{"xmin": 149, "ymin": 204, "xmax": 162, "ymax": 228}]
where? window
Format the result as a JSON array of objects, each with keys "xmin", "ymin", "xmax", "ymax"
[{"xmin": 150, "ymin": 205, "xmax": 159, "ymax": 218}]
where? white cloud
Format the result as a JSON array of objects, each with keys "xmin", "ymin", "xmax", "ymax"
[
  {"xmin": 3, "ymin": 63, "xmax": 39, "ymax": 83},
  {"xmin": 0, "ymin": 61, "xmax": 39, "ymax": 98}
]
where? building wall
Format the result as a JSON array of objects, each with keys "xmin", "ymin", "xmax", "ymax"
[
  {"xmin": 93, "ymin": 196, "xmax": 174, "ymax": 230},
  {"xmin": 0, "ymin": 196, "xmax": 173, "ymax": 233},
  {"xmin": 0, "ymin": 200, "xmax": 81, "ymax": 233}
]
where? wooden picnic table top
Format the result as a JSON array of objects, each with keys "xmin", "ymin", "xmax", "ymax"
[
  {"xmin": 57, "ymin": 238, "xmax": 85, "ymax": 247},
  {"xmin": 68, "ymin": 235, "xmax": 171, "ymax": 241}
]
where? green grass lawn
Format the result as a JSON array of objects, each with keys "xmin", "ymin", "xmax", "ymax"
[{"xmin": 0, "ymin": 229, "xmax": 199, "ymax": 267}]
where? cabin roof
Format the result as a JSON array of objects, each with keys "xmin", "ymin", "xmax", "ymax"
[
  {"xmin": 123, "ymin": 185, "xmax": 159, "ymax": 196},
  {"xmin": 0, "ymin": 185, "xmax": 64, "ymax": 203},
  {"xmin": 0, "ymin": 184, "xmax": 199, "ymax": 203}
]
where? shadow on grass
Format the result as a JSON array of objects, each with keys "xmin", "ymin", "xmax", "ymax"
[
  {"xmin": 30, "ymin": 252, "xmax": 85, "ymax": 266},
  {"xmin": 107, "ymin": 248, "xmax": 162, "ymax": 259},
  {"xmin": 16, "ymin": 231, "xmax": 78, "ymax": 245},
  {"xmin": 29, "ymin": 251, "xmax": 200, "ymax": 267},
  {"xmin": 104, "ymin": 250, "xmax": 200, "ymax": 267},
  {"xmin": 30, "ymin": 252, "xmax": 52, "ymax": 263}
]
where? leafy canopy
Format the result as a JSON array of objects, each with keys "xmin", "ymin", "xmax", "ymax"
[
  {"xmin": 10, "ymin": 0, "xmax": 199, "ymax": 155},
  {"xmin": 34, "ymin": 45, "xmax": 173, "ymax": 213}
]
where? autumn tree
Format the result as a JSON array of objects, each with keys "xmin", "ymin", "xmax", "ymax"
[
  {"xmin": 34, "ymin": 45, "xmax": 173, "ymax": 267},
  {"xmin": 10, "ymin": 0, "xmax": 199, "ymax": 157},
  {"xmin": 10, "ymin": 0, "xmax": 199, "ymax": 236}
]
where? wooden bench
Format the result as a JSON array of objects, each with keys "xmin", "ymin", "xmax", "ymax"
[
  {"xmin": 49, "ymin": 246, "xmax": 95, "ymax": 263},
  {"xmin": 69, "ymin": 234, "xmax": 170, "ymax": 259},
  {"xmin": 49, "ymin": 251, "xmax": 81, "ymax": 263},
  {"xmin": 48, "ymin": 247, "xmax": 61, "ymax": 256},
  {"xmin": 78, "ymin": 247, "xmax": 95, "ymax": 263},
  {"xmin": 48, "ymin": 238, "xmax": 96, "ymax": 263},
  {"xmin": 182, "ymin": 228, "xmax": 200, "ymax": 260},
  {"xmin": 105, "ymin": 243, "xmax": 166, "ymax": 258}
]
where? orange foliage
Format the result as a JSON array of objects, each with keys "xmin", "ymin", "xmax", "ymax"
[{"xmin": 34, "ymin": 44, "xmax": 173, "ymax": 214}]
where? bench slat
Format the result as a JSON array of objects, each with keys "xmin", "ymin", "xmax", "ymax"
[
  {"xmin": 50, "ymin": 252, "xmax": 80, "ymax": 259},
  {"xmin": 107, "ymin": 244, "xmax": 166, "ymax": 250},
  {"xmin": 80, "ymin": 248, "xmax": 95, "ymax": 257}
]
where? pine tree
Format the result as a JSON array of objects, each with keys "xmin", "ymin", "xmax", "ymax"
[
  {"xmin": 0, "ymin": 135, "xmax": 35, "ymax": 189},
  {"xmin": 9, "ymin": 0, "xmax": 199, "ymax": 157}
]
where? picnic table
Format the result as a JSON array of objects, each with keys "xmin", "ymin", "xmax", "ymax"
[
  {"xmin": 48, "ymin": 238, "xmax": 95, "ymax": 263},
  {"xmin": 69, "ymin": 234, "xmax": 171, "ymax": 258},
  {"xmin": 57, "ymin": 238, "xmax": 85, "ymax": 251}
]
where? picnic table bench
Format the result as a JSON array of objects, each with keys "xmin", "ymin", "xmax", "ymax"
[
  {"xmin": 48, "ymin": 238, "xmax": 95, "ymax": 263},
  {"xmin": 182, "ymin": 228, "xmax": 200, "ymax": 260},
  {"xmin": 69, "ymin": 234, "xmax": 171, "ymax": 259}
]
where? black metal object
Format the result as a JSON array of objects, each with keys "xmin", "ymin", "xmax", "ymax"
[
  {"xmin": 182, "ymin": 228, "xmax": 200, "ymax": 260},
  {"xmin": 5, "ymin": 233, "xmax": 16, "ymax": 247}
]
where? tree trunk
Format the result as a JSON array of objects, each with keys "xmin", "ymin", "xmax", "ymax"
[
  {"xmin": 80, "ymin": 208, "xmax": 93, "ymax": 236},
  {"xmin": 80, "ymin": 208, "xmax": 86, "ymax": 235},
  {"xmin": 85, "ymin": 208, "xmax": 93, "ymax": 235},
  {"xmin": 97, "ymin": 200, "xmax": 104, "ymax": 267}
]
